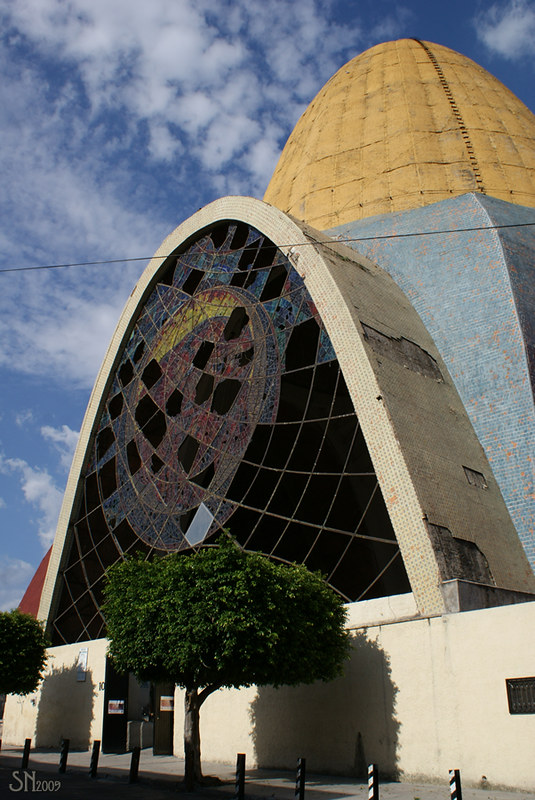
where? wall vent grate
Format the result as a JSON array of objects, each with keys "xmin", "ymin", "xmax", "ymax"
[{"xmin": 506, "ymin": 677, "xmax": 535, "ymax": 714}]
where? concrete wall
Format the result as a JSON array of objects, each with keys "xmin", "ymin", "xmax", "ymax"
[
  {"xmin": 173, "ymin": 596, "xmax": 535, "ymax": 791},
  {"xmin": 4, "ymin": 599, "xmax": 534, "ymax": 790},
  {"xmin": 3, "ymin": 639, "xmax": 107, "ymax": 750}
]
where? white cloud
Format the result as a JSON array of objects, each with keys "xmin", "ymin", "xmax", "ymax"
[
  {"xmin": 3, "ymin": 0, "xmax": 360, "ymax": 186},
  {"xmin": 476, "ymin": 0, "xmax": 535, "ymax": 59},
  {"xmin": 0, "ymin": 456, "xmax": 63, "ymax": 549},
  {"xmin": 173, "ymin": 91, "xmax": 219, "ymax": 135},
  {"xmin": 0, "ymin": 50, "xmax": 169, "ymax": 388},
  {"xmin": 243, "ymin": 134, "xmax": 285, "ymax": 193},
  {"xmin": 0, "ymin": 283, "xmax": 131, "ymax": 388},
  {"xmin": 148, "ymin": 123, "xmax": 183, "ymax": 162},
  {"xmin": 41, "ymin": 425, "xmax": 80, "ymax": 471},
  {"xmin": 15, "ymin": 410, "xmax": 35, "ymax": 427},
  {"xmin": 0, "ymin": 0, "xmax": 411, "ymax": 392},
  {"xmin": 0, "ymin": 556, "xmax": 36, "ymax": 611}
]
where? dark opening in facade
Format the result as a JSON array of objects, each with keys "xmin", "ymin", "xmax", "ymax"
[
  {"xmin": 141, "ymin": 359, "xmax": 162, "ymax": 389},
  {"xmin": 118, "ymin": 359, "xmax": 134, "ymax": 387},
  {"xmin": 177, "ymin": 435, "xmax": 200, "ymax": 474},
  {"xmin": 166, "ymin": 389, "xmax": 183, "ymax": 417},
  {"xmin": 193, "ymin": 341, "xmax": 215, "ymax": 369},
  {"xmin": 108, "ymin": 392, "xmax": 124, "ymax": 420},
  {"xmin": 223, "ymin": 307, "xmax": 249, "ymax": 341},
  {"xmin": 194, "ymin": 373, "xmax": 215, "ymax": 405},
  {"xmin": 182, "ymin": 268, "xmax": 203, "ymax": 296},
  {"xmin": 211, "ymin": 379, "xmax": 241, "ymax": 414}
]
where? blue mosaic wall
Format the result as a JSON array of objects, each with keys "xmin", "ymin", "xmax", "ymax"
[{"xmin": 329, "ymin": 194, "xmax": 535, "ymax": 572}]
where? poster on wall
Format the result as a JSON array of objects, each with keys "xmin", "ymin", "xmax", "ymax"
[
  {"xmin": 76, "ymin": 647, "xmax": 88, "ymax": 682},
  {"xmin": 160, "ymin": 696, "xmax": 174, "ymax": 711},
  {"xmin": 108, "ymin": 699, "xmax": 125, "ymax": 715}
]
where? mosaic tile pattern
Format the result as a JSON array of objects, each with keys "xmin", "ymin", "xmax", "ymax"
[
  {"xmin": 52, "ymin": 221, "xmax": 410, "ymax": 643},
  {"xmin": 330, "ymin": 193, "xmax": 535, "ymax": 571}
]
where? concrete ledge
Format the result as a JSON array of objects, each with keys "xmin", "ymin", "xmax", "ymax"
[
  {"xmin": 441, "ymin": 579, "xmax": 535, "ymax": 613},
  {"xmin": 344, "ymin": 592, "xmax": 421, "ymax": 629}
]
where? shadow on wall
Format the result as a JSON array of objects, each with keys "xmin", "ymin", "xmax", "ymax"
[
  {"xmin": 35, "ymin": 663, "xmax": 95, "ymax": 750},
  {"xmin": 250, "ymin": 631, "xmax": 399, "ymax": 778}
]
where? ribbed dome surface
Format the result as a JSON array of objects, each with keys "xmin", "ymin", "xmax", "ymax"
[{"xmin": 264, "ymin": 39, "xmax": 535, "ymax": 228}]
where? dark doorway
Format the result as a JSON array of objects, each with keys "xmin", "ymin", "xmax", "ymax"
[
  {"xmin": 153, "ymin": 683, "xmax": 175, "ymax": 755},
  {"xmin": 102, "ymin": 657, "xmax": 129, "ymax": 753}
]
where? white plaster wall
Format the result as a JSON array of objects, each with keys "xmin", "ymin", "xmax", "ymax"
[
  {"xmin": 3, "ymin": 639, "xmax": 107, "ymax": 750},
  {"xmin": 4, "ymin": 601, "xmax": 534, "ymax": 790},
  {"xmin": 387, "ymin": 602, "xmax": 535, "ymax": 788},
  {"xmin": 174, "ymin": 599, "xmax": 535, "ymax": 791},
  {"xmin": 174, "ymin": 685, "xmax": 258, "ymax": 766}
]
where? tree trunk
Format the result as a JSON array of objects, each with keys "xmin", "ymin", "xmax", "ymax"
[
  {"xmin": 184, "ymin": 688, "xmax": 202, "ymax": 790},
  {"xmin": 183, "ymin": 685, "xmax": 218, "ymax": 790}
]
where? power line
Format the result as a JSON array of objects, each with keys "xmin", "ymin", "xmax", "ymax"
[
  {"xmin": 0, "ymin": 255, "xmax": 154, "ymax": 274},
  {"xmin": 1, "ymin": 220, "xmax": 534, "ymax": 274}
]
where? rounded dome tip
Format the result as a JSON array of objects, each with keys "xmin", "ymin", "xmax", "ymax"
[{"xmin": 264, "ymin": 38, "xmax": 535, "ymax": 228}]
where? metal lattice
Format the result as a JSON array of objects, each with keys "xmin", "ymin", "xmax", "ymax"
[{"xmin": 52, "ymin": 222, "xmax": 410, "ymax": 643}]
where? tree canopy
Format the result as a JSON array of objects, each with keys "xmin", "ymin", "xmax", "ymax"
[
  {"xmin": 0, "ymin": 609, "xmax": 48, "ymax": 696},
  {"xmin": 103, "ymin": 536, "xmax": 350, "ymax": 786}
]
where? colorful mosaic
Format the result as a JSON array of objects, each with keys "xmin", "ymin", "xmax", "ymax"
[{"xmin": 52, "ymin": 222, "xmax": 409, "ymax": 643}]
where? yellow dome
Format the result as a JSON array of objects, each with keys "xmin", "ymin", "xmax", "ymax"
[{"xmin": 264, "ymin": 39, "xmax": 535, "ymax": 228}]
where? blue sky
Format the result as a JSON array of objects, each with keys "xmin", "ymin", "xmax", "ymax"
[{"xmin": 1, "ymin": 0, "xmax": 535, "ymax": 611}]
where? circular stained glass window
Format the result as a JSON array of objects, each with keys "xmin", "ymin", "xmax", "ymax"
[{"xmin": 52, "ymin": 221, "xmax": 409, "ymax": 644}]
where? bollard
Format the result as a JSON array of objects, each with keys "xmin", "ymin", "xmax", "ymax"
[
  {"xmin": 368, "ymin": 763, "xmax": 379, "ymax": 800},
  {"xmin": 449, "ymin": 769, "xmax": 462, "ymax": 800},
  {"xmin": 21, "ymin": 739, "xmax": 31, "ymax": 770},
  {"xmin": 129, "ymin": 746, "xmax": 141, "ymax": 784},
  {"xmin": 235, "ymin": 752, "xmax": 245, "ymax": 800},
  {"xmin": 59, "ymin": 738, "xmax": 70, "ymax": 774},
  {"xmin": 89, "ymin": 740, "xmax": 101, "ymax": 779},
  {"xmin": 295, "ymin": 757, "xmax": 306, "ymax": 800}
]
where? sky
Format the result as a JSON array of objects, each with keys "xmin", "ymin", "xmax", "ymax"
[{"xmin": 1, "ymin": 0, "xmax": 535, "ymax": 612}]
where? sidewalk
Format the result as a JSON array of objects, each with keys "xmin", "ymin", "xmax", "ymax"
[{"xmin": 0, "ymin": 746, "xmax": 533, "ymax": 800}]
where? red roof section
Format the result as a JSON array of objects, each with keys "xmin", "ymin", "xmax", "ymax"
[{"xmin": 18, "ymin": 547, "xmax": 52, "ymax": 618}]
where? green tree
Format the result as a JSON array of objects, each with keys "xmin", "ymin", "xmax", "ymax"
[
  {"xmin": 103, "ymin": 536, "xmax": 350, "ymax": 788},
  {"xmin": 0, "ymin": 609, "xmax": 48, "ymax": 695}
]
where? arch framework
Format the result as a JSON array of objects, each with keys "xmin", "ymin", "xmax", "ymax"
[{"xmin": 39, "ymin": 197, "xmax": 534, "ymax": 640}]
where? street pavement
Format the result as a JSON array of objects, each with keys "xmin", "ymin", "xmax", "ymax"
[{"xmin": 0, "ymin": 746, "xmax": 534, "ymax": 800}]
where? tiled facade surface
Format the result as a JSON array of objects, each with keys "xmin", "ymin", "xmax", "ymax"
[
  {"xmin": 329, "ymin": 193, "xmax": 535, "ymax": 570},
  {"xmin": 39, "ymin": 197, "xmax": 534, "ymax": 629}
]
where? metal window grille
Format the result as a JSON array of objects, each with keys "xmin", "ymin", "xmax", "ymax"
[{"xmin": 506, "ymin": 677, "xmax": 535, "ymax": 714}]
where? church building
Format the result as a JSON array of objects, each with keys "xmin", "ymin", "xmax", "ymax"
[{"xmin": 5, "ymin": 40, "xmax": 535, "ymax": 790}]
